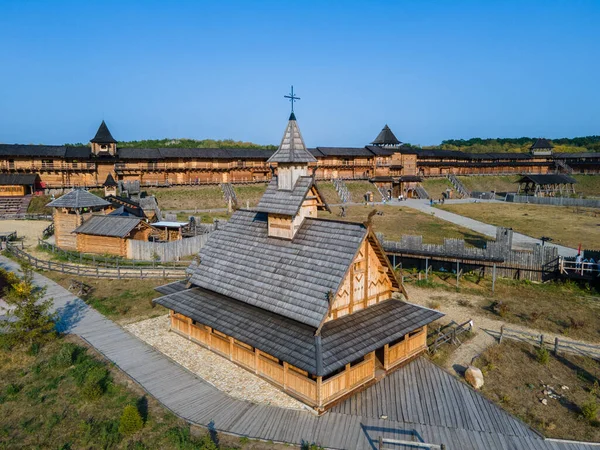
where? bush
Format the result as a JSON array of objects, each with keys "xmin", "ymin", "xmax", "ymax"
[
  {"xmin": 81, "ymin": 366, "xmax": 109, "ymax": 401},
  {"xmin": 581, "ymin": 397, "xmax": 599, "ymax": 422},
  {"xmin": 53, "ymin": 343, "xmax": 79, "ymax": 368},
  {"xmin": 490, "ymin": 300, "xmax": 510, "ymax": 317},
  {"xmin": 536, "ymin": 346, "xmax": 550, "ymax": 365},
  {"xmin": 427, "ymin": 300, "xmax": 441, "ymax": 310},
  {"xmin": 119, "ymin": 405, "xmax": 144, "ymax": 436}
]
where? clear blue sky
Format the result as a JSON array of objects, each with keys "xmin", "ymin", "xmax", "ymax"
[{"xmin": 1, "ymin": 0, "xmax": 599, "ymax": 147}]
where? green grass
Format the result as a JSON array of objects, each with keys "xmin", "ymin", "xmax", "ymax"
[
  {"xmin": 234, "ymin": 184, "xmax": 268, "ymax": 208},
  {"xmin": 0, "ymin": 336, "xmax": 227, "ymax": 450},
  {"xmin": 44, "ymin": 273, "xmax": 167, "ymax": 325},
  {"xmin": 457, "ymin": 175, "xmax": 521, "ymax": 194},
  {"xmin": 421, "ymin": 178, "xmax": 454, "ymax": 199},
  {"xmin": 572, "ymin": 175, "xmax": 600, "ymax": 198},
  {"xmin": 149, "ymin": 186, "xmax": 226, "ymax": 211},
  {"xmin": 314, "ymin": 181, "xmax": 339, "ymax": 204},
  {"xmin": 26, "ymin": 196, "xmax": 52, "ymax": 215}
]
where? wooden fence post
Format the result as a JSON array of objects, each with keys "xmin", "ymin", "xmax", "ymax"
[
  {"xmin": 378, "ymin": 436, "xmax": 383, "ymax": 450},
  {"xmin": 492, "ymin": 264, "xmax": 496, "ymax": 293},
  {"xmin": 540, "ymin": 335, "xmax": 544, "ymax": 347},
  {"xmin": 554, "ymin": 337, "xmax": 559, "ymax": 356},
  {"xmin": 425, "ymin": 257, "xmax": 429, "ymax": 280},
  {"xmin": 456, "ymin": 260, "xmax": 460, "ymax": 288},
  {"xmin": 499, "ymin": 325, "xmax": 504, "ymax": 344}
]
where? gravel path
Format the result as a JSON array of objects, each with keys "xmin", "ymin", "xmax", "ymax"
[
  {"xmin": 406, "ymin": 286, "xmax": 600, "ymax": 375},
  {"xmin": 124, "ymin": 315, "xmax": 307, "ymax": 410}
]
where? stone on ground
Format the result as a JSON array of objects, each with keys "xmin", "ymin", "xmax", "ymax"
[{"xmin": 465, "ymin": 366, "xmax": 484, "ymax": 389}]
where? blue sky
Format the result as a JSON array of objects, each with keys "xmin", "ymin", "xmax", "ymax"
[{"xmin": 1, "ymin": 0, "xmax": 599, "ymax": 147}]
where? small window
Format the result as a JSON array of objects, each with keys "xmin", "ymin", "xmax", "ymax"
[{"xmin": 409, "ymin": 327, "xmax": 423, "ymax": 338}]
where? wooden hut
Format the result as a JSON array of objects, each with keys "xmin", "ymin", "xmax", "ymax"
[
  {"xmin": 0, "ymin": 173, "xmax": 41, "ymax": 197},
  {"xmin": 517, "ymin": 174, "xmax": 576, "ymax": 197},
  {"xmin": 73, "ymin": 215, "xmax": 155, "ymax": 257},
  {"xmin": 46, "ymin": 189, "xmax": 111, "ymax": 251},
  {"xmin": 154, "ymin": 113, "xmax": 442, "ymax": 413},
  {"xmin": 103, "ymin": 173, "xmax": 118, "ymax": 197}
]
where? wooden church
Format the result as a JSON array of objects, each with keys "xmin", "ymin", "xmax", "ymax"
[{"xmin": 154, "ymin": 113, "xmax": 442, "ymax": 412}]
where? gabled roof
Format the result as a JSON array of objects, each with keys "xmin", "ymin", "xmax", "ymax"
[
  {"xmin": 73, "ymin": 215, "xmax": 146, "ymax": 238},
  {"xmin": 103, "ymin": 173, "xmax": 118, "ymax": 187},
  {"xmin": 46, "ymin": 189, "xmax": 111, "ymax": 209},
  {"xmin": 188, "ymin": 210, "xmax": 369, "ymax": 328},
  {"xmin": 530, "ymin": 138, "xmax": 554, "ymax": 150},
  {"xmin": 90, "ymin": 120, "xmax": 117, "ymax": 144},
  {"xmin": 267, "ymin": 114, "xmax": 317, "ymax": 164},
  {"xmin": 371, "ymin": 124, "xmax": 401, "ymax": 146},
  {"xmin": 254, "ymin": 176, "xmax": 329, "ymax": 216},
  {"xmin": 0, "ymin": 173, "xmax": 40, "ymax": 186},
  {"xmin": 104, "ymin": 195, "xmax": 146, "ymax": 218},
  {"xmin": 518, "ymin": 174, "xmax": 576, "ymax": 185},
  {"xmin": 154, "ymin": 288, "xmax": 442, "ymax": 376}
]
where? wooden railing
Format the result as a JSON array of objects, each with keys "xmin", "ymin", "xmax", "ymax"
[
  {"xmin": 321, "ymin": 356, "xmax": 375, "ymax": 403},
  {"xmin": 387, "ymin": 328, "xmax": 427, "ymax": 369},
  {"xmin": 5, "ymin": 242, "xmax": 186, "ymax": 279}
]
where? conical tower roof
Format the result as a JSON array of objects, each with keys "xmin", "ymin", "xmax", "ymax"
[
  {"xmin": 530, "ymin": 138, "xmax": 554, "ymax": 150},
  {"xmin": 267, "ymin": 113, "xmax": 316, "ymax": 164},
  {"xmin": 91, "ymin": 120, "xmax": 117, "ymax": 144},
  {"xmin": 371, "ymin": 124, "xmax": 401, "ymax": 146},
  {"xmin": 103, "ymin": 173, "xmax": 118, "ymax": 187}
]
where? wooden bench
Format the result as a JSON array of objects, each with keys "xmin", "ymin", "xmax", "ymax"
[{"xmin": 68, "ymin": 279, "xmax": 93, "ymax": 297}]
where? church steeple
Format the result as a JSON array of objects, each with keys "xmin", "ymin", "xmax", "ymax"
[{"xmin": 267, "ymin": 112, "xmax": 316, "ymax": 190}]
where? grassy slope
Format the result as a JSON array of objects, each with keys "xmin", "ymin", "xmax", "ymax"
[
  {"xmin": 26, "ymin": 196, "xmax": 52, "ymax": 215},
  {"xmin": 457, "ymin": 175, "xmax": 521, "ymax": 194},
  {"xmin": 475, "ymin": 340, "xmax": 600, "ymax": 442},
  {"xmin": 422, "ymin": 178, "xmax": 454, "ymax": 198},
  {"xmin": 328, "ymin": 204, "xmax": 488, "ymax": 246},
  {"xmin": 234, "ymin": 184, "xmax": 268, "ymax": 208},
  {"xmin": 315, "ymin": 181, "xmax": 339, "ymax": 204},
  {"xmin": 573, "ymin": 175, "xmax": 600, "ymax": 198},
  {"xmin": 0, "ymin": 337, "xmax": 211, "ymax": 449},
  {"xmin": 149, "ymin": 186, "xmax": 225, "ymax": 211},
  {"xmin": 44, "ymin": 273, "xmax": 167, "ymax": 325},
  {"xmin": 345, "ymin": 181, "xmax": 377, "ymax": 202},
  {"xmin": 438, "ymin": 202, "xmax": 598, "ymax": 249}
]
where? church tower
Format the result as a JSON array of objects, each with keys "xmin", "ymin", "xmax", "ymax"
[
  {"xmin": 256, "ymin": 111, "xmax": 327, "ymax": 240},
  {"xmin": 90, "ymin": 120, "xmax": 117, "ymax": 156}
]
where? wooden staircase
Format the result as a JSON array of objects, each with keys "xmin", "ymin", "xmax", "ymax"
[{"xmin": 0, "ymin": 196, "xmax": 31, "ymax": 218}]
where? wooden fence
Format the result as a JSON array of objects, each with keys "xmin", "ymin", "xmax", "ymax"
[
  {"xmin": 5, "ymin": 243, "xmax": 186, "ymax": 279},
  {"xmin": 506, "ymin": 194, "xmax": 600, "ymax": 208},
  {"xmin": 127, "ymin": 234, "xmax": 209, "ymax": 261},
  {"xmin": 429, "ymin": 319, "xmax": 473, "ymax": 353},
  {"xmin": 382, "ymin": 228, "xmax": 560, "ymax": 282},
  {"xmin": 498, "ymin": 325, "xmax": 600, "ymax": 360}
]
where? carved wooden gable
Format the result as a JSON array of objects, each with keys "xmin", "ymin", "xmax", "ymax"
[{"xmin": 326, "ymin": 232, "xmax": 398, "ymax": 322}]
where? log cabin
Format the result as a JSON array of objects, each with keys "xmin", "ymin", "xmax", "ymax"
[
  {"xmin": 153, "ymin": 113, "xmax": 443, "ymax": 412},
  {"xmin": 46, "ymin": 189, "xmax": 111, "ymax": 251},
  {"xmin": 73, "ymin": 215, "xmax": 156, "ymax": 257},
  {"xmin": 516, "ymin": 174, "xmax": 577, "ymax": 197},
  {"xmin": 0, "ymin": 173, "xmax": 41, "ymax": 197}
]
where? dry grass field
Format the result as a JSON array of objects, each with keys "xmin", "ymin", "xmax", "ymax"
[
  {"xmin": 438, "ymin": 202, "xmax": 599, "ymax": 249},
  {"xmin": 329, "ymin": 204, "xmax": 488, "ymax": 246},
  {"xmin": 573, "ymin": 175, "xmax": 600, "ymax": 198},
  {"xmin": 475, "ymin": 340, "xmax": 600, "ymax": 442}
]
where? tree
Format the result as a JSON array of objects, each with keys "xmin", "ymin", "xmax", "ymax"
[
  {"xmin": 3, "ymin": 264, "xmax": 56, "ymax": 347},
  {"xmin": 119, "ymin": 404, "xmax": 143, "ymax": 435}
]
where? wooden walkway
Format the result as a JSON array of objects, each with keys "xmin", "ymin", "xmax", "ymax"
[{"xmin": 1, "ymin": 255, "xmax": 599, "ymax": 449}]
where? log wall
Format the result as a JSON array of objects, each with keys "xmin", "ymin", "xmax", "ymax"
[
  {"xmin": 168, "ymin": 311, "xmax": 423, "ymax": 412},
  {"xmin": 77, "ymin": 234, "xmax": 127, "ymax": 257}
]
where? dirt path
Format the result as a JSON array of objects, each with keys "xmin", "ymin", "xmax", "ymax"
[{"xmin": 405, "ymin": 286, "xmax": 600, "ymax": 375}]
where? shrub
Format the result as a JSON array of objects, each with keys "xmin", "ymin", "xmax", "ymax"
[
  {"xmin": 569, "ymin": 317, "xmax": 585, "ymax": 330},
  {"xmin": 536, "ymin": 346, "xmax": 550, "ymax": 365},
  {"xmin": 54, "ymin": 343, "xmax": 79, "ymax": 368},
  {"xmin": 427, "ymin": 300, "xmax": 441, "ymax": 310},
  {"xmin": 457, "ymin": 298, "xmax": 471, "ymax": 307},
  {"xmin": 581, "ymin": 397, "xmax": 599, "ymax": 422},
  {"xmin": 490, "ymin": 300, "xmax": 510, "ymax": 317},
  {"xmin": 529, "ymin": 312, "xmax": 540, "ymax": 323},
  {"xmin": 119, "ymin": 405, "xmax": 144, "ymax": 436},
  {"xmin": 5, "ymin": 383, "xmax": 22, "ymax": 396},
  {"xmin": 81, "ymin": 366, "xmax": 109, "ymax": 401}
]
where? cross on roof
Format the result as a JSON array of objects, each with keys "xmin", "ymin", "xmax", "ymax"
[{"xmin": 284, "ymin": 85, "xmax": 300, "ymax": 113}]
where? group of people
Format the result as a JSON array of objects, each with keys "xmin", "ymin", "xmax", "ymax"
[{"xmin": 574, "ymin": 253, "xmax": 600, "ymax": 274}]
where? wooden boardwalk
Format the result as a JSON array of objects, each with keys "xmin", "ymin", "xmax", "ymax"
[{"xmin": 1, "ymin": 255, "xmax": 599, "ymax": 449}]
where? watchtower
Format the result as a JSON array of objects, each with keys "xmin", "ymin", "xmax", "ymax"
[{"xmin": 90, "ymin": 120, "xmax": 117, "ymax": 156}]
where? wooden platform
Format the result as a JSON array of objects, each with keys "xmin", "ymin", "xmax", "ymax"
[{"xmin": 1, "ymin": 256, "xmax": 598, "ymax": 450}]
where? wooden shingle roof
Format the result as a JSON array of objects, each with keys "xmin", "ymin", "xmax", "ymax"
[
  {"xmin": 518, "ymin": 174, "xmax": 576, "ymax": 185},
  {"xmin": 0, "ymin": 173, "xmax": 40, "ymax": 185},
  {"xmin": 91, "ymin": 120, "xmax": 117, "ymax": 144},
  {"xmin": 254, "ymin": 176, "xmax": 314, "ymax": 216},
  {"xmin": 267, "ymin": 113, "xmax": 317, "ymax": 164},
  {"xmin": 530, "ymin": 138, "xmax": 554, "ymax": 150},
  {"xmin": 154, "ymin": 288, "xmax": 441, "ymax": 376},
  {"xmin": 73, "ymin": 215, "xmax": 144, "ymax": 238},
  {"xmin": 188, "ymin": 210, "xmax": 368, "ymax": 328},
  {"xmin": 46, "ymin": 189, "xmax": 111, "ymax": 209},
  {"xmin": 371, "ymin": 124, "xmax": 401, "ymax": 146}
]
